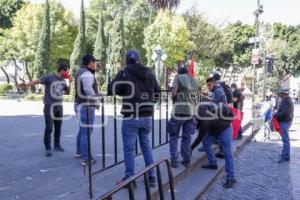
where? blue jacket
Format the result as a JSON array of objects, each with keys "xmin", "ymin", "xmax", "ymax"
[{"xmin": 212, "ymin": 84, "xmax": 227, "ymax": 104}]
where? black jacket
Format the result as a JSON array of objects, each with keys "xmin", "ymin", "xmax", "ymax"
[
  {"xmin": 107, "ymin": 63, "xmax": 160, "ymax": 117},
  {"xmin": 191, "ymin": 103, "xmax": 233, "ymax": 149},
  {"xmin": 275, "ymin": 96, "xmax": 294, "ymax": 122}
]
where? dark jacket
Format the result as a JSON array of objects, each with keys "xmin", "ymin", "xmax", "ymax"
[
  {"xmin": 191, "ymin": 103, "xmax": 233, "ymax": 149},
  {"xmin": 107, "ymin": 63, "xmax": 160, "ymax": 117},
  {"xmin": 275, "ymin": 96, "xmax": 294, "ymax": 122}
]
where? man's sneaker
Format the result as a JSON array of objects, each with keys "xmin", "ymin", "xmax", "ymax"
[
  {"xmin": 54, "ymin": 146, "xmax": 64, "ymax": 152},
  {"xmin": 215, "ymin": 152, "xmax": 225, "ymax": 159},
  {"xmin": 171, "ymin": 160, "xmax": 180, "ymax": 168},
  {"xmin": 74, "ymin": 152, "xmax": 82, "ymax": 158},
  {"xmin": 81, "ymin": 158, "xmax": 96, "ymax": 166},
  {"xmin": 278, "ymin": 158, "xmax": 290, "ymax": 163},
  {"xmin": 148, "ymin": 176, "xmax": 156, "ymax": 187},
  {"xmin": 118, "ymin": 177, "xmax": 137, "ymax": 190},
  {"xmin": 181, "ymin": 160, "xmax": 191, "ymax": 168},
  {"xmin": 223, "ymin": 178, "xmax": 237, "ymax": 189},
  {"xmin": 45, "ymin": 149, "xmax": 52, "ymax": 157},
  {"xmin": 201, "ymin": 163, "xmax": 218, "ymax": 170}
]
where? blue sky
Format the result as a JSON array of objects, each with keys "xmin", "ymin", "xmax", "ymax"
[{"xmin": 30, "ymin": 0, "xmax": 300, "ymax": 25}]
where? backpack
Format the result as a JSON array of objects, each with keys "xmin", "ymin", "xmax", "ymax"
[{"xmin": 219, "ymin": 82, "xmax": 233, "ymax": 104}]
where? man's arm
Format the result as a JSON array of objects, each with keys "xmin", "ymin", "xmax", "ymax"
[
  {"xmin": 171, "ymin": 75, "xmax": 178, "ymax": 100},
  {"xmin": 213, "ymin": 89, "xmax": 225, "ymax": 103},
  {"xmin": 107, "ymin": 70, "xmax": 126, "ymax": 96},
  {"xmin": 64, "ymin": 77, "xmax": 74, "ymax": 95},
  {"xmin": 17, "ymin": 80, "xmax": 41, "ymax": 88},
  {"xmin": 191, "ymin": 121, "xmax": 210, "ymax": 150}
]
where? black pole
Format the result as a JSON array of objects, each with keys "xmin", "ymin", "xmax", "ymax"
[
  {"xmin": 113, "ymin": 96, "xmax": 118, "ymax": 163},
  {"xmin": 101, "ymin": 96, "xmax": 106, "ymax": 168},
  {"xmin": 86, "ymin": 102, "xmax": 93, "ymax": 199}
]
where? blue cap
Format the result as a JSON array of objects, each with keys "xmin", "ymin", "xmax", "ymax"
[
  {"xmin": 126, "ymin": 50, "xmax": 141, "ymax": 64},
  {"xmin": 278, "ymin": 88, "xmax": 290, "ymax": 95}
]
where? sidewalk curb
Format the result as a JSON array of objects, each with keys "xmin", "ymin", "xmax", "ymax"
[
  {"xmin": 150, "ymin": 120, "xmax": 254, "ymax": 200},
  {"xmin": 196, "ymin": 124, "xmax": 260, "ymax": 200}
]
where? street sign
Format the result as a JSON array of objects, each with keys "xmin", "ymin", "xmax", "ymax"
[
  {"xmin": 249, "ymin": 37, "xmax": 260, "ymax": 44},
  {"xmin": 251, "ymin": 49, "xmax": 260, "ymax": 65}
]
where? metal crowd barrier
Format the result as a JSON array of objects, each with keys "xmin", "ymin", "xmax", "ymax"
[
  {"xmin": 85, "ymin": 90, "xmax": 210, "ymax": 198},
  {"xmin": 98, "ymin": 158, "xmax": 176, "ymax": 200}
]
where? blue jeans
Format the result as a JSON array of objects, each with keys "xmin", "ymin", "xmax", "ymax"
[
  {"xmin": 168, "ymin": 117, "xmax": 196, "ymax": 163},
  {"xmin": 280, "ymin": 122, "xmax": 291, "ymax": 160},
  {"xmin": 74, "ymin": 104, "xmax": 96, "ymax": 160},
  {"xmin": 203, "ymin": 127, "xmax": 235, "ymax": 179},
  {"xmin": 122, "ymin": 117, "xmax": 154, "ymax": 178}
]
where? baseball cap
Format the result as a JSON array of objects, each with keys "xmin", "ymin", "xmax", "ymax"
[
  {"xmin": 126, "ymin": 50, "xmax": 141, "ymax": 64},
  {"xmin": 278, "ymin": 88, "xmax": 290, "ymax": 95},
  {"xmin": 82, "ymin": 54, "xmax": 100, "ymax": 66}
]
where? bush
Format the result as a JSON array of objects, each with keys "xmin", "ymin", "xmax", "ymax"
[
  {"xmin": 0, "ymin": 84, "xmax": 13, "ymax": 96},
  {"xmin": 24, "ymin": 94, "xmax": 44, "ymax": 101}
]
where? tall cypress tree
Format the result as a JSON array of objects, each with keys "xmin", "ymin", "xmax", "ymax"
[
  {"xmin": 34, "ymin": 0, "xmax": 50, "ymax": 77},
  {"xmin": 93, "ymin": 12, "xmax": 106, "ymax": 62},
  {"xmin": 70, "ymin": 0, "xmax": 86, "ymax": 74},
  {"xmin": 109, "ymin": 10, "xmax": 125, "ymax": 76}
]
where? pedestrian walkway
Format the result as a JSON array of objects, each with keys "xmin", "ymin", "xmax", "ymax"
[{"xmin": 203, "ymin": 111, "xmax": 300, "ymax": 200}]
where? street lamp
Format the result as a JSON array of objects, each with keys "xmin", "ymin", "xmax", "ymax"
[
  {"xmin": 251, "ymin": 0, "xmax": 263, "ymax": 135},
  {"xmin": 152, "ymin": 45, "xmax": 167, "ymax": 86}
]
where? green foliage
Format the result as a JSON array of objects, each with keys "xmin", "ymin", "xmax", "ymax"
[
  {"xmin": 262, "ymin": 23, "xmax": 300, "ymax": 77},
  {"xmin": 0, "ymin": 1, "xmax": 77, "ymax": 78},
  {"xmin": 70, "ymin": 0, "xmax": 86, "ymax": 73},
  {"xmin": 147, "ymin": 0, "xmax": 180, "ymax": 10},
  {"xmin": 109, "ymin": 10, "xmax": 125, "ymax": 75},
  {"xmin": 0, "ymin": 83, "xmax": 13, "ymax": 96},
  {"xmin": 86, "ymin": 0, "xmax": 153, "ymax": 65},
  {"xmin": 93, "ymin": 12, "xmax": 106, "ymax": 62},
  {"xmin": 144, "ymin": 11, "xmax": 192, "ymax": 68},
  {"xmin": 0, "ymin": 0, "xmax": 24, "ymax": 29},
  {"xmin": 224, "ymin": 21, "xmax": 255, "ymax": 67},
  {"xmin": 34, "ymin": 0, "xmax": 51, "ymax": 77}
]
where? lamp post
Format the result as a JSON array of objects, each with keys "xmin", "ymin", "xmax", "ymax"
[
  {"xmin": 251, "ymin": 0, "xmax": 263, "ymax": 134},
  {"xmin": 152, "ymin": 45, "xmax": 167, "ymax": 86}
]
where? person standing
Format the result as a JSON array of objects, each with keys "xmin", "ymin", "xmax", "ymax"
[
  {"xmin": 205, "ymin": 77, "xmax": 227, "ymax": 158},
  {"xmin": 168, "ymin": 67, "xmax": 199, "ymax": 168},
  {"xmin": 18, "ymin": 64, "xmax": 72, "ymax": 156},
  {"xmin": 206, "ymin": 77, "xmax": 227, "ymax": 104},
  {"xmin": 192, "ymin": 103, "xmax": 236, "ymax": 188},
  {"xmin": 231, "ymin": 83, "xmax": 245, "ymax": 139},
  {"xmin": 107, "ymin": 50, "xmax": 160, "ymax": 187},
  {"xmin": 275, "ymin": 88, "xmax": 294, "ymax": 163},
  {"xmin": 74, "ymin": 54, "xmax": 100, "ymax": 166}
]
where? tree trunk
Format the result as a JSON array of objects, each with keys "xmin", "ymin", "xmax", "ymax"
[
  {"xmin": 24, "ymin": 62, "xmax": 35, "ymax": 93},
  {"xmin": 0, "ymin": 66, "xmax": 10, "ymax": 84},
  {"xmin": 11, "ymin": 59, "xmax": 20, "ymax": 92}
]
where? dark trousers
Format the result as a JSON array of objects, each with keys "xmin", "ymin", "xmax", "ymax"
[{"xmin": 43, "ymin": 104, "xmax": 63, "ymax": 150}]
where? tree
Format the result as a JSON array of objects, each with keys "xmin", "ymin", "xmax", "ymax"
[
  {"xmin": 224, "ymin": 21, "xmax": 255, "ymax": 68},
  {"xmin": 93, "ymin": 12, "xmax": 106, "ymax": 63},
  {"xmin": 34, "ymin": 0, "xmax": 51, "ymax": 77},
  {"xmin": 0, "ymin": 0, "xmax": 24, "ymax": 30},
  {"xmin": 0, "ymin": 1, "xmax": 77, "ymax": 89},
  {"xmin": 144, "ymin": 11, "xmax": 192, "ymax": 68},
  {"xmin": 109, "ymin": 10, "xmax": 125, "ymax": 75},
  {"xmin": 70, "ymin": 0, "xmax": 86, "ymax": 73},
  {"xmin": 147, "ymin": 0, "xmax": 180, "ymax": 10},
  {"xmin": 86, "ymin": 0, "xmax": 153, "ymax": 64}
]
